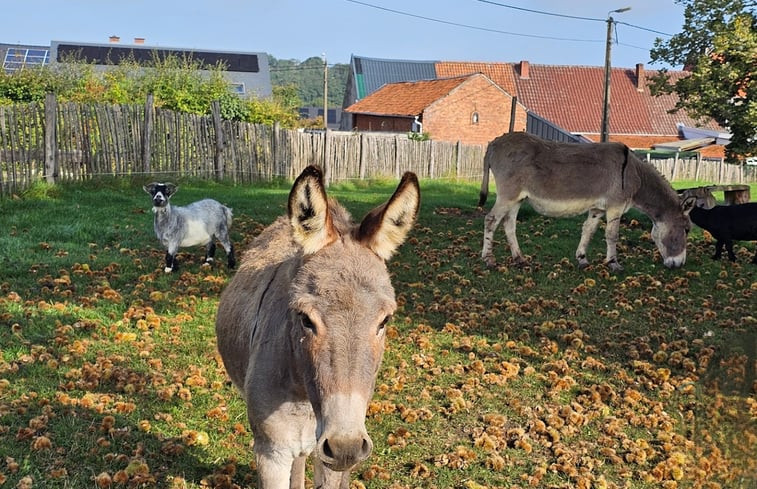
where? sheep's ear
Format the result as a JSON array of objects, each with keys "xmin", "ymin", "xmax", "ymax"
[
  {"xmin": 357, "ymin": 172, "xmax": 420, "ymax": 260},
  {"xmin": 165, "ymin": 183, "xmax": 178, "ymax": 197},
  {"xmin": 143, "ymin": 183, "xmax": 157, "ymax": 195},
  {"xmin": 681, "ymin": 195, "xmax": 696, "ymax": 215},
  {"xmin": 288, "ymin": 166, "xmax": 336, "ymax": 255}
]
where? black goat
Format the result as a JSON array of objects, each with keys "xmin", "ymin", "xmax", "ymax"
[{"xmin": 689, "ymin": 202, "xmax": 757, "ymax": 263}]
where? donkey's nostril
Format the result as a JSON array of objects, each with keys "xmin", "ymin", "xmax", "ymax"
[{"xmin": 322, "ymin": 439, "xmax": 334, "ymax": 459}]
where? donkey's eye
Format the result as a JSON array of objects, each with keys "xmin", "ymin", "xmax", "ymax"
[
  {"xmin": 378, "ymin": 315, "xmax": 392, "ymax": 335},
  {"xmin": 300, "ymin": 314, "xmax": 316, "ymax": 332}
]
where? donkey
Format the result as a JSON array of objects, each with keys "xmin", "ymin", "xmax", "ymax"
[
  {"xmin": 143, "ymin": 182, "xmax": 235, "ymax": 273},
  {"xmin": 215, "ymin": 166, "xmax": 420, "ymax": 489},
  {"xmin": 478, "ymin": 132, "xmax": 696, "ymax": 271}
]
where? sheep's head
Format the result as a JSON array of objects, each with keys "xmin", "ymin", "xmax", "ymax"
[{"xmin": 143, "ymin": 182, "xmax": 178, "ymax": 208}]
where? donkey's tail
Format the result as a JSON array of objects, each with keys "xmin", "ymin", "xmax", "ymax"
[{"xmin": 478, "ymin": 148, "xmax": 492, "ymax": 208}]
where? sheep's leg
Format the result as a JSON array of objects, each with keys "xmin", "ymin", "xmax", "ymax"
[
  {"xmin": 164, "ymin": 251, "xmax": 178, "ymax": 273},
  {"xmin": 725, "ymin": 240, "xmax": 737, "ymax": 262},
  {"xmin": 226, "ymin": 243, "xmax": 236, "ymax": 269},
  {"xmin": 205, "ymin": 241, "xmax": 216, "ymax": 263},
  {"xmin": 713, "ymin": 241, "xmax": 724, "ymax": 260},
  {"xmin": 216, "ymin": 228, "xmax": 236, "ymax": 269}
]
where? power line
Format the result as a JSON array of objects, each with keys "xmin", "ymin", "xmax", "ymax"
[
  {"xmin": 616, "ymin": 21, "xmax": 673, "ymax": 37},
  {"xmin": 475, "ymin": 0, "xmax": 604, "ymax": 22},
  {"xmin": 345, "ymin": 0, "xmax": 604, "ymax": 43}
]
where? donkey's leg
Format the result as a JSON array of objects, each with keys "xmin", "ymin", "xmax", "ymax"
[
  {"xmin": 575, "ymin": 210, "xmax": 603, "ymax": 269},
  {"xmin": 313, "ymin": 459, "xmax": 351, "ymax": 489},
  {"xmin": 289, "ymin": 456, "xmax": 307, "ymax": 489},
  {"xmin": 501, "ymin": 203, "xmax": 525, "ymax": 265},
  {"xmin": 482, "ymin": 201, "xmax": 522, "ymax": 267},
  {"xmin": 603, "ymin": 210, "xmax": 624, "ymax": 272},
  {"xmin": 256, "ymin": 451, "xmax": 296, "ymax": 489},
  {"xmin": 204, "ymin": 241, "xmax": 216, "ymax": 263}
]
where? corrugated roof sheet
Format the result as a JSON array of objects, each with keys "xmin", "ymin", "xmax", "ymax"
[{"xmin": 353, "ymin": 55, "xmax": 437, "ymax": 98}]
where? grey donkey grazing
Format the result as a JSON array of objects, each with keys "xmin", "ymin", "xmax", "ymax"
[{"xmin": 143, "ymin": 182, "xmax": 236, "ymax": 273}]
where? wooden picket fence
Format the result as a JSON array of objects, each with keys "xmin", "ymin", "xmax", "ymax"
[{"xmin": 0, "ymin": 95, "xmax": 754, "ymax": 196}]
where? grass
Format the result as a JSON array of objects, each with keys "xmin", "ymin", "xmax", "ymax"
[{"xmin": 0, "ymin": 177, "xmax": 755, "ymax": 489}]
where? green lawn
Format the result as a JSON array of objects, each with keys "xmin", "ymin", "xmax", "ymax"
[{"xmin": 0, "ymin": 177, "xmax": 754, "ymax": 488}]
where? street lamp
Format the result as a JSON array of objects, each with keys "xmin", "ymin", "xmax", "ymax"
[{"xmin": 600, "ymin": 7, "xmax": 631, "ymax": 143}]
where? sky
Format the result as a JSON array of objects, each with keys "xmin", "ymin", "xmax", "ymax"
[{"xmin": 2, "ymin": 0, "xmax": 688, "ymax": 70}]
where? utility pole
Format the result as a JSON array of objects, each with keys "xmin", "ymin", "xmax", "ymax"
[
  {"xmin": 600, "ymin": 7, "xmax": 631, "ymax": 143},
  {"xmin": 322, "ymin": 53, "xmax": 328, "ymax": 129}
]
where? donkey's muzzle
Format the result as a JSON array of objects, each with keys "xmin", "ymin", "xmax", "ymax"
[{"xmin": 316, "ymin": 433, "xmax": 373, "ymax": 471}]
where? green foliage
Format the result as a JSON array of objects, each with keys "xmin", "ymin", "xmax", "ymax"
[
  {"xmin": 407, "ymin": 131, "xmax": 431, "ymax": 141},
  {"xmin": 269, "ymin": 55, "xmax": 348, "ymax": 107},
  {"xmin": 0, "ymin": 53, "xmax": 301, "ymax": 126},
  {"xmin": 650, "ymin": 0, "xmax": 757, "ymax": 160}
]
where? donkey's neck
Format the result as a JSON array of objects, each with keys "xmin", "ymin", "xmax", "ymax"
[{"xmin": 631, "ymin": 163, "xmax": 678, "ymax": 219}]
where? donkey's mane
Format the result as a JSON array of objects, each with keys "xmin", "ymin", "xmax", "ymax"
[{"xmin": 633, "ymin": 157, "xmax": 679, "ymax": 216}]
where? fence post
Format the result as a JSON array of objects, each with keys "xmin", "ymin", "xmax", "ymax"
[
  {"xmin": 694, "ymin": 152, "xmax": 701, "ymax": 181},
  {"xmin": 359, "ymin": 133, "xmax": 366, "ymax": 180},
  {"xmin": 428, "ymin": 140, "xmax": 435, "ymax": 179},
  {"xmin": 394, "ymin": 135, "xmax": 401, "ymax": 179},
  {"xmin": 44, "ymin": 93, "xmax": 58, "ymax": 184},
  {"xmin": 142, "ymin": 94, "xmax": 154, "ymax": 174},
  {"xmin": 323, "ymin": 128, "xmax": 331, "ymax": 187},
  {"xmin": 211, "ymin": 100, "xmax": 224, "ymax": 180},
  {"xmin": 672, "ymin": 151, "xmax": 679, "ymax": 181},
  {"xmin": 456, "ymin": 141, "xmax": 462, "ymax": 179}
]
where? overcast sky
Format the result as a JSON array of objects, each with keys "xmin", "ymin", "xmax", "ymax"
[{"xmin": 3, "ymin": 0, "xmax": 687, "ymax": 69}]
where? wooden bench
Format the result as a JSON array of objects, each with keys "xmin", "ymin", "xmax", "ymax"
[{"xmin": 679, "ymin": 184, "xmax": 751, "ymax": 206}]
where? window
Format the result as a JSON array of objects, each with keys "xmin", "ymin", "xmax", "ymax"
[
  {"xmin": 231, "ymin": 83, "xmax": 245, "ymax": 95},
  {"xmin": 472, "ymin": 112, "xmax": 480, "ymax": 125}
]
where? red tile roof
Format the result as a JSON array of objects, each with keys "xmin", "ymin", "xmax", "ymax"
[
  {"xmin": 436, "ymin": 62, "xmax": 518, "ymax": 96},
  {"xmin": 345, "ymin": 76, "xmax": 471, "ymax": 116},
  {"xmin": 433, "ymin": 61, "xmax": 723, "ymax": 137}
]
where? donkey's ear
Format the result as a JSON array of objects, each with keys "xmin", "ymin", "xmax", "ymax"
[
  {"xmin": 357, "ymin": 172, "xmax": 420, "ymax": 260},
  {"xmin": 681, "ymin": 195, "xmax": 697, "ymax": 215},
  {"xmin": 288, "ymin": 166, "xmax": 336, "ymax": 255}
]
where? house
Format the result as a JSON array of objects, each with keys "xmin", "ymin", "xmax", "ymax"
[
  {"xmin": 2, "ymin": 39, "xmax": 273, "ymax": 99},
  {"xmin": 341, "ymin": 55, "xmax": 727, "ymax": 157},
  {"xmin": 345, "ymin": 73, "xmax": 525, "ymax": 145}
]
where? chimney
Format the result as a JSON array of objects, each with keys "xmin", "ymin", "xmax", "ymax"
[
  {"xmin": 134, "ymin": 37, "xmax": 145, "ymax": 45},
  {"xmin": 519, "ymin": 60, "xmax": 530, "ymax": 79},
  {"xmin": 109, "ymin": 35, "xmax": 120, "ymax": 43},
  {"xmin": 635, "ymin": 63, "xmax": 645, "ymax": 92}
]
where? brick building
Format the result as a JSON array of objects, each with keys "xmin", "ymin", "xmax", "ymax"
[{"xmin": 345, "ymin": 73, "xmax": 526, "ymax": 145}]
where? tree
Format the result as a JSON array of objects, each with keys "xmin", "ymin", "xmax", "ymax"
[{"xmin": 649, "ymin": 0, "xmax": 756, "ymax": 161}]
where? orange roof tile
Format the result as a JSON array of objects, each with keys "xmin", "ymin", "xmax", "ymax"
[
  {"xmin": 435, "ymin": 61, "xmax": 518, "ymax": 95},
  {"xmin": 345, "ymin": 76, "xmax": 471, "ymax": 116}
]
